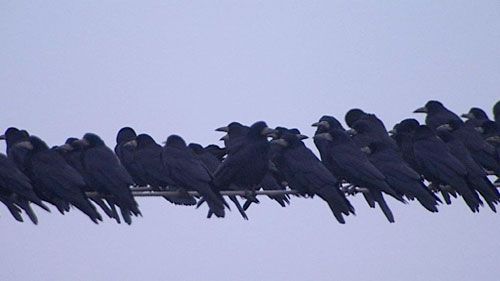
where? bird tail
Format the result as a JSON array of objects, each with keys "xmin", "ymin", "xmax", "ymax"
[
  {"xmin": 372, "ymin": 191, "xmax": 395, "ymax": 223},
  {"xmin": 17, "ymin": 199, "xmax": 39, "ymax": 224},
  {"xmin": 0, "ymin": 197, "xmax": 23, "ymax": 223},
  {"xmin": 73, "ymin": 198, "xmax": 103, "ymax": 224},
  {"xmin": 317, "ymin": 185, "xmax": 354, "ymax": 224},
  {"xmin": 469, "ymin": 176, "xmax": 499, "ymax": 212}
]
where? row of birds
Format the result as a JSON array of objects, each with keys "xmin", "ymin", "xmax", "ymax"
[{"xmin": 1, "ymin": 100, "xmax": 500, "ymax": 224}]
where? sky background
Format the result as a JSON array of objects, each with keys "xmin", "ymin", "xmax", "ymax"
[{"xmin": 1, "ymin": 1, "xmax": 500, "ymax": 281}]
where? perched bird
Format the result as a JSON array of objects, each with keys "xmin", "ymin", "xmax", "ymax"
[
  {"xmin": 203, "ymin": 144, "xmax": 226, "ymax": 162},
  {"xmin": 461, "ymin": 107, "xmax": 490, "ymax": 128},
  {"xmin": 412, "ymin": 125, "xmax": 482, "ymax": 212},
  {"xmin": 114, "ymin": 127, "xmax": 145, "ymax": 186},
  {"xmin": 362, "ymin": 141, "xmax": 440, "ymax": 212},
  {"xmin": 55, "ymin": 138, "xmax": 118, "ymax": 222},
  {"xmin": 440, "ymin": 119, "xmax": 500, "ymax": 177},
  {"xmin": 76, "ymin": 133, "xmax": 141, "ymax": 224},
  {"xmin": 1, "ymin": 127, "xmax": 32, "ymax": 174},
  {"xmin": 314, "ymin": 128, "xmax": 405, "ymax": 223},
  {"xmin": 24, "ymin": 136, "xmax": 103, "ymax": 223},
  {"xmin": 414, "ymin": 100, "xmax": 463, "ymax": 130},
  {"xmin": 162, "ymin": 135, "xmax": 225, "ymax": 218},
  {"xmin": 436, "ymin": 128, "xmax": 499, "ymax": 211},
  {"xmin": 133, "ymin": 134, "xmax": 197, "ymax": 206},
  {"xmin": 214, "ymin": 121, "xmax": 275, "ymax": 189},
  {"xmin": 389, "ymin": 119, "xmax": 421, "ymax": 173},
  {"xmin": 347, "ymin": 119, "xmax": 398, "ymax": 150},
  {"xmin": 272, "ymin": 132, "xmax": 354, "ymax": 223},
  {"xmin": 494, "ymin": 101, "xmax": 500, "ymax": 124},
  {"xmin": 0, "ymin": 153, "xmax": 50, "ymax": 224}
]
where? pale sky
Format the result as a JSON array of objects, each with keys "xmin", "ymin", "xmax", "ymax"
[{"xmin": 1, "ymin": 2, "xmax": 499, "ymax": 281}]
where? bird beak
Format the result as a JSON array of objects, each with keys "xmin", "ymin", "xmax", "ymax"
[
  {"xmin": 219, "ymin": 134, "xmax": 229, "ymax": 141},
  {"xmin": 296, "ymin": 134, "xmax": 308, "ymax": 140},
  {"xmin": 123, "ymin": 140, "xmax": 137, "ymax": 147},
  {"xmin": 413, "ymin": 106, "xmax": 428, "ymax": 113},
  {"xmin": 388, "ymin": 129, "xmax": 397, "ymax": 135},
  {"xmin": 74, "ymin": 138, "xmax": 90, "ymax": 147},
  {"xmin": 15, "ymin": 141, "xmax": 33, "ymax": 150},
  {"xmin": 267, "ymin": 131, "xmax": 279, "ymax": 139},
  {"xmin": 270, "ymin": 139, "xmax": 288, "ymax": 147},
  {"xmin": 486, "ymin": 136, "xmax": 500, "ymax": 144},
  {"xmin": 461, "ymin": 113, "xmax": 474, "ymax": 119},
  {"xmin": 474, "ymin": 127, "xmax": 485, "ymax": 134},
  {"xmin": 312, "ymin": 121, "xmax": 329, "ymax": 128},
  {"xmin": 261, "ymin": 127, "xmax": 276, "ymax": 136},
  {"xmin": 346, "ymin": 129, "xmax": 357, "ymax": 136},
  {"xmin": 0, "ymin": 134, "xmax": 5, "ymax": 140},
  {"xmin": 59, "ymin": 143, "xmax": 74, "ymax": 151},
  {"xmin": 215, "ymin": 126, "xmax": 229, "ymax": 132},
  {"xmin": 436, "ymin": 124, "xmax": 452, "ymax": 131},
  {"xmin": 313, "ymin": 132, "xmax": 333, "ymax": 141},
  {"xmin": 360, "ymin": 146, "xmax": 371, "ymax": 154}
]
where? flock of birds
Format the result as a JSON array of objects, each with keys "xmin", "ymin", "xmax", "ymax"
[{"xmin": 1, "ymin": 100, "xmax": 500, "ymax": 225}]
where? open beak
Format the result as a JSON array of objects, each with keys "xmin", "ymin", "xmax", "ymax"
[
  {"xmin": 215, "ymin": 126, "xmax": 229, "ymax": 132},
  {"xmin": 270, "ymin": 139, "xmax": 288, "ymax": 147},
  {"xmin": 436, "ymin": 124, "xmax": 452, "ymax": 131},
  {"xmin": 313, "ymin": 132, "xmax": 333, "ymax": 141},
  {"xmin": 413, "ymin": 106, "xmax": 428, "ymax": 113},
  {"xmin": 312, "ymin": 121, "xmax": 329, "ymax": 128}
]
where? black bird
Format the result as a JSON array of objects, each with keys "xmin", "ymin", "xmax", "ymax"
[
  {"xmin": 439, "ymin": 119, "xmax": 500, "ymax": 177},
  {"xmin": 436, "ymin": 128, "xmax": 499, "ymax": 211},
  {"xmin": 312, "ymin": 115, "xmax": 346, "ymax": 179},
  {"xmin": 24, "ymin": 136, "xmax": 103, "ymax": 223},
  {"xmin": 461, "ymin": 107, "xmax": 490, "ymax": 128},
  {"xmin": 0, "ymin": 153, "xmax": 50, "ymax": 224},
  {"xmin": 314, "ymin": 128, "xmax": 405, "ymax": 223},
  {"xmin": 272, "ymin": 132, "xmax": 354, "ymax": 223},
  {"xmin": 412, "ymin": 125, "xmax": 482, "ymax": 212},
  {"xmin": 1, "ymin": 127, "xmax": 32, "ymax": 174},
  {"xmin": 494, "ymin": 101, "xmax": 500, "ymax": 124},
  {"xmin": 134, "ymin": 134, "xmax": 197, "ymax": 206},
  {"xmin": 77, "ymin": 133, "xmax": 141, "ymax": 224},
  {"xmin": 162, "ymin": 135, "xmax": 225, "ymax": 218},
  {"xmin": 347, "ymin": 119, "xmax": 398, "ymax": 150},
  {"xmin": 389, "ymin": 119, "xmax": 421, "ymax": 173},
  {"xmin": 55, "ymin": 138, "xmax": 119, "ymax": 222},
  {"xmin": 414, "ymin": 100, "xmax": 463, "ymax": 131},
  {"xmin": 203, "ymin": 144, "xmax": 227, "ymax": 162},
  {"xmin": 114, "ymin": 127, "xmax": 145, "ymax": 186},
  {"xmin": 345, "ymin": 108, "xmax": 390, "ymax": 133},
  {"xmin": 361, "ymin": 141, "xmax": 440, "ymax": 212}
]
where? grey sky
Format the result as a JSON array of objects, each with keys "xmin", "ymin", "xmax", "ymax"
[{"xmin": 1, "ymin": 1, "xmax": 499, "ymax": 281}]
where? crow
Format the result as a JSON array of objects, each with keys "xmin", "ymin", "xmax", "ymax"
[
  {"xmin": 0, "ymin": 153, "xmax": 50, "ymax": 224},
  {"xmin": 54, "ymin": 138, "xmax": 119, "ymax": 222},
  {"xmin": 314, "ymin": 128, "xmax": 405, "ymax": 223},
  {"xmin": 133, "ymin": 134, "xmax": 197, "ymax": 206},
  {"xmin": 272, "ymin": 132, "xmax": 354, "ymax": 223},
  {"xmin": 414, "ymin": 100, "xmax": 463, "ymax": 131},
  {"xmin": 412, "ymin": 125, "xmax": 482, "ymax": 212},
  {"xmin": 1, "ymin": 127, "xmax": 32, "ymax": 174},
  {"xmin": 24, "ymin": 136, "xmax": 102, "ymax": 223},
  {"xmin": 204, "ymin": 144, "xmax": 227, "ymax": 162},
  {"xmin": 114, "ymin": 127, "xmax": 146, "ymax": 186},
  {"xmin": 389, "ymin": 119, "xmax": 421, "ymax": 173},
  {"xmin": 436, "ymin": 128, "xmax": 499, "ymax": 211},
  {"xmin": 347, "ymin": 119, "xmax": 398, "ymax": 150},
  {"xmin": 440, "ymin": 119, "xmax": 500, "ymax": 177},
  {"xmin": 76, "ymin": 133, "xmax": 141, "ymax": 224},
  {"xmin": 162, "ymin": 135, "xmax": 225, "ymax": 218},
  {"xmin": 361, "ymin": 141, "xmax": 440, "ymax": 212}
]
